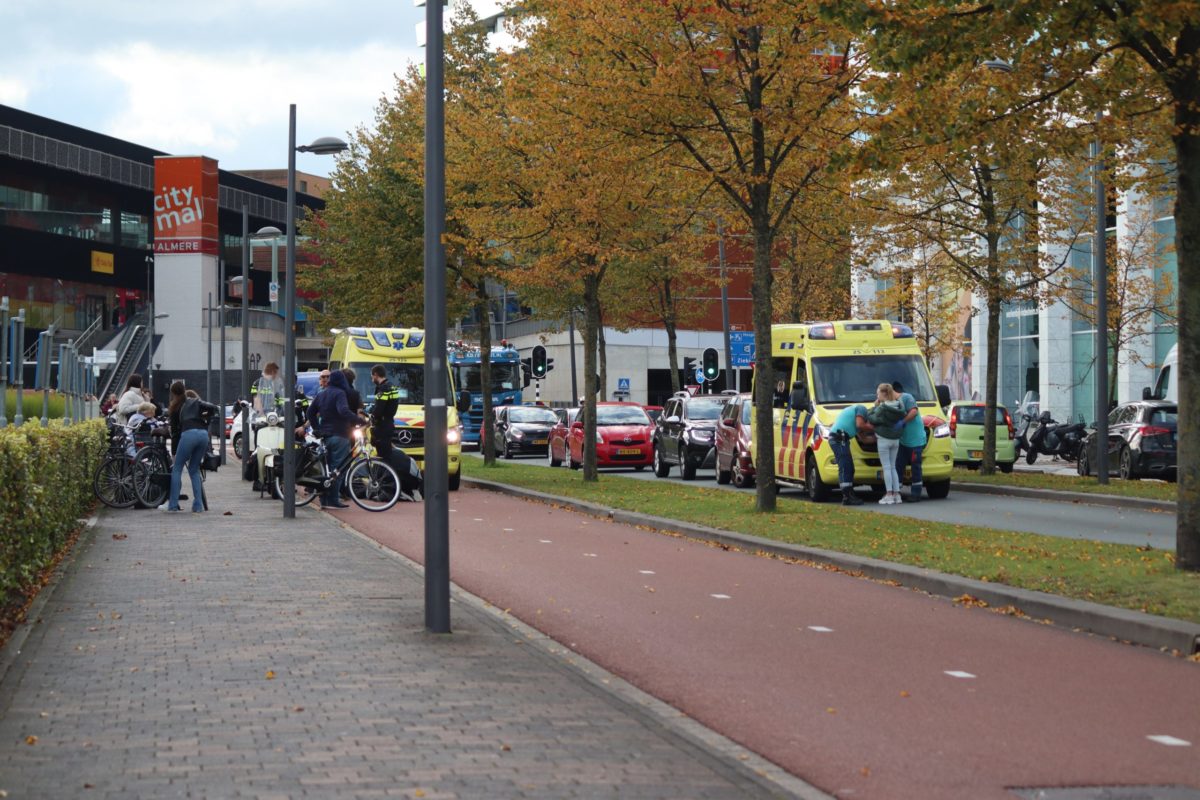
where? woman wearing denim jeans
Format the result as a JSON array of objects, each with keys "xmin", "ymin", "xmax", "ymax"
[
  {"xmin": 868, "ymin": 384, "xmax": 906, "ymax": 505},
  {"xmin": 162, "ymin": 389, "xmax": 218, "ymax": 513}
]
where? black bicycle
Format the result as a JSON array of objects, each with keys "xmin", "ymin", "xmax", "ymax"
[{"xmin": 276, "ymin": 426, "xmax": 402, "ymax": 512}]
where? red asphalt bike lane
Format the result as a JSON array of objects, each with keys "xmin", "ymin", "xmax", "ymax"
[{"xmin": 328, "ymin": 487, "xmax": 1200, "ymax": 800}]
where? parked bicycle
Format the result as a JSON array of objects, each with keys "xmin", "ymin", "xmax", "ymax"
[
  {"xmin": 276, "ymin": 425, "xmax": 402, "ymax": 512},
  {"xmin": 93, "ymin": 418, "xmax": 171, "ymax": 509}
]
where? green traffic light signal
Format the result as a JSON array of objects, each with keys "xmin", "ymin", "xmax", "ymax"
[{"xmin": 702, "ymin": 348, "xmax": 719, "ymax": 380}]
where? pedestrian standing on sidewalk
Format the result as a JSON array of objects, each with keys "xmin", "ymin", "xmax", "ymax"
[
  {"xmin": 341, "ymin": 367, "xmax": 364, "ymax": 418},
  {"xmin": 869, "ymin": 383, "xmax": 906, "ymax": 505},
  {"xmin": 892, "ymin": 380, "xmax": 927, "ymax": 503},
  {"xmin": 162, "ymin": 388, "xmax": 218, "ymax": 513},
  {"xmin": 828, "ymin": 403, "xmax": 872, "ymax": 506}
]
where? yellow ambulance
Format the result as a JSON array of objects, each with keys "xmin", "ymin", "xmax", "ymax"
[
  {"xmin": 329, "ymin": 327, "xmax": 466, "ymax": 490},
  {"xmin": 762, "ymin": 320, "xmax": 953, "ymax": 500}
]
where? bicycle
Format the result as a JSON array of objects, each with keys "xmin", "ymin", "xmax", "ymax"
[
  {"xmin": 93, "ymin": 419, "xmax": 170, "ymax": 506},
  {"xmin": 275, "ymin": 425, "xmax": 402, "ymax": 512}
]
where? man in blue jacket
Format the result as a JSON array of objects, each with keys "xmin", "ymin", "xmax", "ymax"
[
  {"xmin": 307, "ymin": 369, "xmax": 359, "ymax": 509},
  {"xmin": 892, "ymin": 381, "xmax": 927, "ymax": 502}
]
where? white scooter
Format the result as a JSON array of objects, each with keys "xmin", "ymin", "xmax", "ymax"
[{"xmin": 252, "ymin": 409, "xmax": 289, "ymax": 498}]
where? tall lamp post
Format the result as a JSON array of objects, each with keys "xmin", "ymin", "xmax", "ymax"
[
  {"xmin": 1092, "ymin": 113, "xmax": 1110, "ymax": 485},
  {"xmin": 241, "ymin": 207, "xmax": 251, "ymax": 469},
  {"xmin": 281, "ymin": 106, "xmax": 347, "ymax": 519},
  {"xmin": 145, "ymin": 255, "xmax": 155, "ymax": 393}
]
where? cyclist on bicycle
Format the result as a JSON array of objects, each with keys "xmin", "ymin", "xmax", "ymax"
[{"xmin": 305, "ymin": 369, "xmax": 359, "ymax": 510}]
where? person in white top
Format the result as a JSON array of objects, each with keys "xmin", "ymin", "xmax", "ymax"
[{"xmin": 114, "ymin": 374, "xmax": 147, "ymax": 424}]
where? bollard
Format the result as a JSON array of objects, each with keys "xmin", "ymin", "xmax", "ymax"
[
  {"xmin": 12, "ymin": 310, "xmax": 25, "ymax": 426},
  {"xmin": 37, "ymin": 324, "xmax": 56, "ymax": 427},
  {"xmin": 0, "ymin": 296, "xmax": 8, "ymax": 428},
  {"xmin": 58, "ymin": 343, "xmax": 71, "ymax": 425}
]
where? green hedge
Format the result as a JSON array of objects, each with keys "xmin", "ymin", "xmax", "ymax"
[
  {"xmin": 0, "ymin": 419, "xmax": 106, "ymax": 603},
  {"xmin": 2, "ymin": 389, "xmax": 69, "ymax": 421}
]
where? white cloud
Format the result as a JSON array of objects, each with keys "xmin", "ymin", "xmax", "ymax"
[
  {"xmin": 0, "ymin": 77, "xmax": 30, "ymax": 106},
  {"xmin": 90, "ymin": 41, "xmax": 420, "ymax": 169}
]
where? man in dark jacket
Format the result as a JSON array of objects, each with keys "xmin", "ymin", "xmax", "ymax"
[
  {"xmin": 369, "ymin": 365, "xmax": 399, "ymax": 462},
  {"xmin": 306, "ymin": 369, "xmax": 358, "ymax": 509}
]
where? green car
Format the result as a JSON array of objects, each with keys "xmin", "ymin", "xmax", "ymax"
[{"xmin": 945, "ymin": 401, "xmax": 1016, "ymax": 472}]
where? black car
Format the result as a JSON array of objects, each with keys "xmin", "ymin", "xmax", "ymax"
[
  {"xmin": 494, "ymin": 404, "xmax": 559, "ymax": 458},
  {"xmin": 1077, "ymin": 400, "xmax": 1177, "ymax": 481},
  {"xmin": 652, "ymin": 392, "xmax": 726, "ymax": 480}
]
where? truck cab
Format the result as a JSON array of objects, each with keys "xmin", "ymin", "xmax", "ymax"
[{"xmin": 448, "ymin": 343, "xmax": 523, "ymax": 447}]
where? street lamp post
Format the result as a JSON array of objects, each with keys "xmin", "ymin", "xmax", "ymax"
[
  {"xmin": 145, "ymin": 255, "xmax": 156, "ymax": 395},
  {"xmin": 1093, "ymin": 114, "xmax": 1110, "ymax": 485},
  {"xmin": 717, "ymin": 219, "xmax": 733, "ymax": 391},
  {"xmin": 241, "ymin": 207, "xmax": 250, "ymax": 469},
  {"xmin": 281, "ymin": 106, "xmax": 347, "ymax": 519},
  {"xmin": 425, "ymin": 0, "xmax": 451, "ymax": 633}
]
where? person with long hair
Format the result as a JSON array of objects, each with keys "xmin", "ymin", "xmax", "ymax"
[
  {"xmin": 868, "ymin": 383, "xmax": 906, "ymax": 505},
  {"xmin": 162, "ymin": 387, "xmax": 218, "ymax": 513}
]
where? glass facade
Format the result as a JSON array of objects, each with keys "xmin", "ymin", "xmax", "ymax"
[
  {"xmin": 0, "ymin": 178, "xmax": 149, "ymax": 248},
  {"xmin": 1152, "ymin": 216, "xmax": 1178, "ymax": 365},
  {"xmin": 1000, "ymin": 299, "xmax": 1038, "ymax": 409}
]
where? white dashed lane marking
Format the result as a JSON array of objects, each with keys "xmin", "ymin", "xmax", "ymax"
[
  {"xmin": 503, "ymin": 528, "xmax": 514, "ymax": 532},
  {"xmin": 711, "ymin": 594, "xmax": 731, "ymax": 600},
  {"xmin": 538, "ymin": 539, "xmax": 552, "ymax": 544},
  {"xmin": 583, "ymin": 553, "xmax": 598, "ymax": 558},
  {"xmin": 807, "ymin": 626, "xmax": 834, "ymax": 633},
  {"xmin": 944, "ymin": 671, "xmax": 976, "ymax": 679},
  {"xmin": 639, "ymin": 570, "xmax": 656, "ymax": 575},
  {"xmin": 1147, "ymin": 735, "xmax": 1191, "ymax": 747}
]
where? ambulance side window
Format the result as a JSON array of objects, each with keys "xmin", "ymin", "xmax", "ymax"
[
  {"xmin": 771, "ymin": 357, "xmax": 794, "ymax": 408},
  {"xmin": 790, "ymin": 360, "xmax": 809, "ymax": 410}
]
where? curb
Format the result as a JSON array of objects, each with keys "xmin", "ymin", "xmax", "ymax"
[
  {"xmin": 953, "ymin": 480, "xmax": 1177, "ymax": 513},
  {"xmin": 464, "ymin": 477, "xmax": 1200, "ymax": 656},
  {"xmin": 326, "ymin": 510, "xmax": 828, "ymax": 799},
  {"xmin": 0, "ymin": 515, "xmax": 100, "ymax": 688}
]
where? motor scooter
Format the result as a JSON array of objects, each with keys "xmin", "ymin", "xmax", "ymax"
[
  {"xmin": 1013, "ymin": 392, "xmax": 1039, "ymax": 461},
  {"xmin": 1024, "ymin": 409, "xmax": 1087, "ymax": 465},
  {"xmin": 252, "ymin": 407, "xmax": 290, "ymax": 498}
]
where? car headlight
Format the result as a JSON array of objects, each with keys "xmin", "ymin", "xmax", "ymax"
[
  {"xmin": 690, "ymin": 429, "xmax": 713, "ymax": 442},
  {"xmin": 510, "ymin": 428, "xmax": 525, "ymax": 440},
  {"xmin": 934, "ymin": 423, "xmax": 951, "ymax": 438},
  {"xmin": 353, "ymin": 428, "xmax": 364, "ymax": 441},
  {"xmin": 266, "ymin": 412, "xmax": 279, "ymax": 426},
  {"xmin": 595, "ymin": 430, "xmax": 604, "ymax": 444},
  {"xmin": 447, "ymin": 426, "xmax": 462, "ymax": 444}
]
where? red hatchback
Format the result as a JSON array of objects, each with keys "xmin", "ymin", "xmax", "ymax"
[
  {"xmin": 547, "ymin": 407, "xmax": 579, "ymax": 467},
  {"xmin": 567, "ymin": 402, "xmax": 654, "ymax": 470},
  {"xmin": 714, "ymin": 393, "xmax": 755, "ymax": 488}
]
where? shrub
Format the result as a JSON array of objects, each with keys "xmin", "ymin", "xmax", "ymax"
[{"xmin": 0, "ymin": 419, "xmax": 106, "ymax": 604}]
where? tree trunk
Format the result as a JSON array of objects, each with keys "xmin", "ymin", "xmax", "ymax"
[
  {"xmin": 751, "ymin": 211, "xmax": 777, "ymax": 512},
  {"xmin": 981, "ymin": 288, "xmax": 1001, "ymax": 476},
  {"xmin": 1172, "ymin": 67, "xmax": 1200, "ymax": 570},
  {"xmin": 476, "ymin": 285, "xmax": 496, "ymax": 466},
  {"xmin": 581, "ymin": 271, "xmax": 601, "ymax": 481}
]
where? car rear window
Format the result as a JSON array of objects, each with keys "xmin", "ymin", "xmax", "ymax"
[
  {"xmin": 1149, "ymin": 408, "xmax": 1177, "ymax": 427},
  {"xmin": 956, "ymin": 406, "xmax": 1008, "ymax": 425}
]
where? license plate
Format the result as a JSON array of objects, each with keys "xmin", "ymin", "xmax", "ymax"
[
  {"xmin": 533, "ymin": 439, "xmax": 547, "ymax": 445},
  {"xmin": 969, "ymin": 450, "xmax": 983, "ymax": 458},
  {"xmin": 618, "ymin": 448, "xmax": 641, "ymax": 455}
]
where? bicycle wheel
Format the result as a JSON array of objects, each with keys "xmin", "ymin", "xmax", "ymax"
[
  {"xmin": 94, "ymin": 457, "xmax": 138, "ymax": 509},
  {"xmin": 133, "ymin": 451, "xmax": 170, "ymax": 509},
  {"xmin": 345, "ymin": 457, "xmax": 401, "ymax": 512},
  {"xmin": 274, "ymin": 469, "xmax": 320, "ymax": 507}
]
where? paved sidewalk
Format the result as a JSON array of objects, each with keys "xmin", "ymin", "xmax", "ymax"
[{"xmin": 0, "ymin": 467, "xmax": 784, "ymax": 799}]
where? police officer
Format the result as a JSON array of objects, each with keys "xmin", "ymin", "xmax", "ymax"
[{"xmin": 369, "ymin": 365, "xmax": 399, "ymax": 462}]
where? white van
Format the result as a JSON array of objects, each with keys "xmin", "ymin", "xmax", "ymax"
[{"xmin": 1143, "ymin": 343, "xmax": 1178, "ymax": 403}]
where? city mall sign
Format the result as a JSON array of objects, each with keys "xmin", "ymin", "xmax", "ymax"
[{"xmin": 152, "ymin": 156, "xmax": 218, "ymax": 255}]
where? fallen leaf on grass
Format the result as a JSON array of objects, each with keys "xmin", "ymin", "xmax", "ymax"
[{"xmin": 112, "ymin": 534, "xmax": 127, "ymax": 541}]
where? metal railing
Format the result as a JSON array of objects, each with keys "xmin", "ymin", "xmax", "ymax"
[{"xmin": 210, "ymin": 306, "xmax": 286, "ymax": 333}]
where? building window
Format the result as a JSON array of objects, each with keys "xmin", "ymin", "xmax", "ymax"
[
  {"xmin": 1000, "ymin": 299, "xmax": 1038, "ymax": 410},
  {"xmin": 0, "ymin": 181, "xmax": 115, "ymax": 244}
]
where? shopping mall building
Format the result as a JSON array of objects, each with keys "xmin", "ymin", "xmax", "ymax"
[{"xmin": 0, "ymin": 104, "xmax": 327, "ymax": 402}]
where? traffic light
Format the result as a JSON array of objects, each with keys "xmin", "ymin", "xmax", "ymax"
[
  {"xmin": 520, "ymin": 357, "xmax": 533, "ymax": 388},
  {"xmin": 531, "ymin": 345, "xmax": 548, "ymax": 378},
  {"xmin": 545, "ymin": 357, "xmax": 555, "ymax": 373},
  {"xmin": 702, "ymin": 347, "xmax": 720, "ymax": 382},
  {"xmin": 683, "ymin": 356, "xmax": 697, "ymax": 377}
]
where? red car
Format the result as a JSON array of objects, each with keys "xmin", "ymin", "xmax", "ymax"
[
  {"xmin": 714, "ymin": 392, "xmax": 755, "ymax": 488},
  {"xmin": 547, "ymin": 407, "xmax": 579, "ymax": 467},
  {"xmin": 567, "ymin": 402, "xmax": 654, "ymax": 470}
]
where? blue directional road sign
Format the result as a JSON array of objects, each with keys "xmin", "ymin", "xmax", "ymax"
[
  {"xmin": 617, "ymin": 377, "xmax": 631, "ymax": 393},
  {"xmin": 730, "ymin": 331, "xmax": 755, "ymax": 367}
]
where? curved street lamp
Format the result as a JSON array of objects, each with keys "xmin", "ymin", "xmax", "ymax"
[{"xmin": 282, "ymin": 110, "xmax": 347, "ymax": 519}]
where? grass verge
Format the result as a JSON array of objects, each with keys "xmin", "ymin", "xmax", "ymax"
[
  {"xmin": 463, "ymin": 458, "xmax": 1199, "ymax": 624},
  {"xmin": 953, "ymin": 467, "xmax": 1176, "ymax": 502}
]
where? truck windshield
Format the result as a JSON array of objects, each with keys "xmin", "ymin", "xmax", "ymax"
[
  {"xmin": 455, "ymin": 363, "xmax": 519, "ymax": 393},
  {"xmin": 810, "ymin": 355, "xmax": 936, "ymax": 404},
  {"xmin": 351, "ymin": 363, "xmax": 453, "ymax": 406}
]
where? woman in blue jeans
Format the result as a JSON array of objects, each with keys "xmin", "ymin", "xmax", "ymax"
[{"xmin": 163, "ymin": 388, "xmax": 218, "ymax": 512}]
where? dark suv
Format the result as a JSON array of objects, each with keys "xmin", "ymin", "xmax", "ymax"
[{"xmin": 652, "ymin": 392, "xmax": 727, "ymax": 480}]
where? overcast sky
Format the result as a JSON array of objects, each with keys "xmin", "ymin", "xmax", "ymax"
[{"xmin": 1, "ymin": 0, "xmax": 427, "ymax": 176}]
